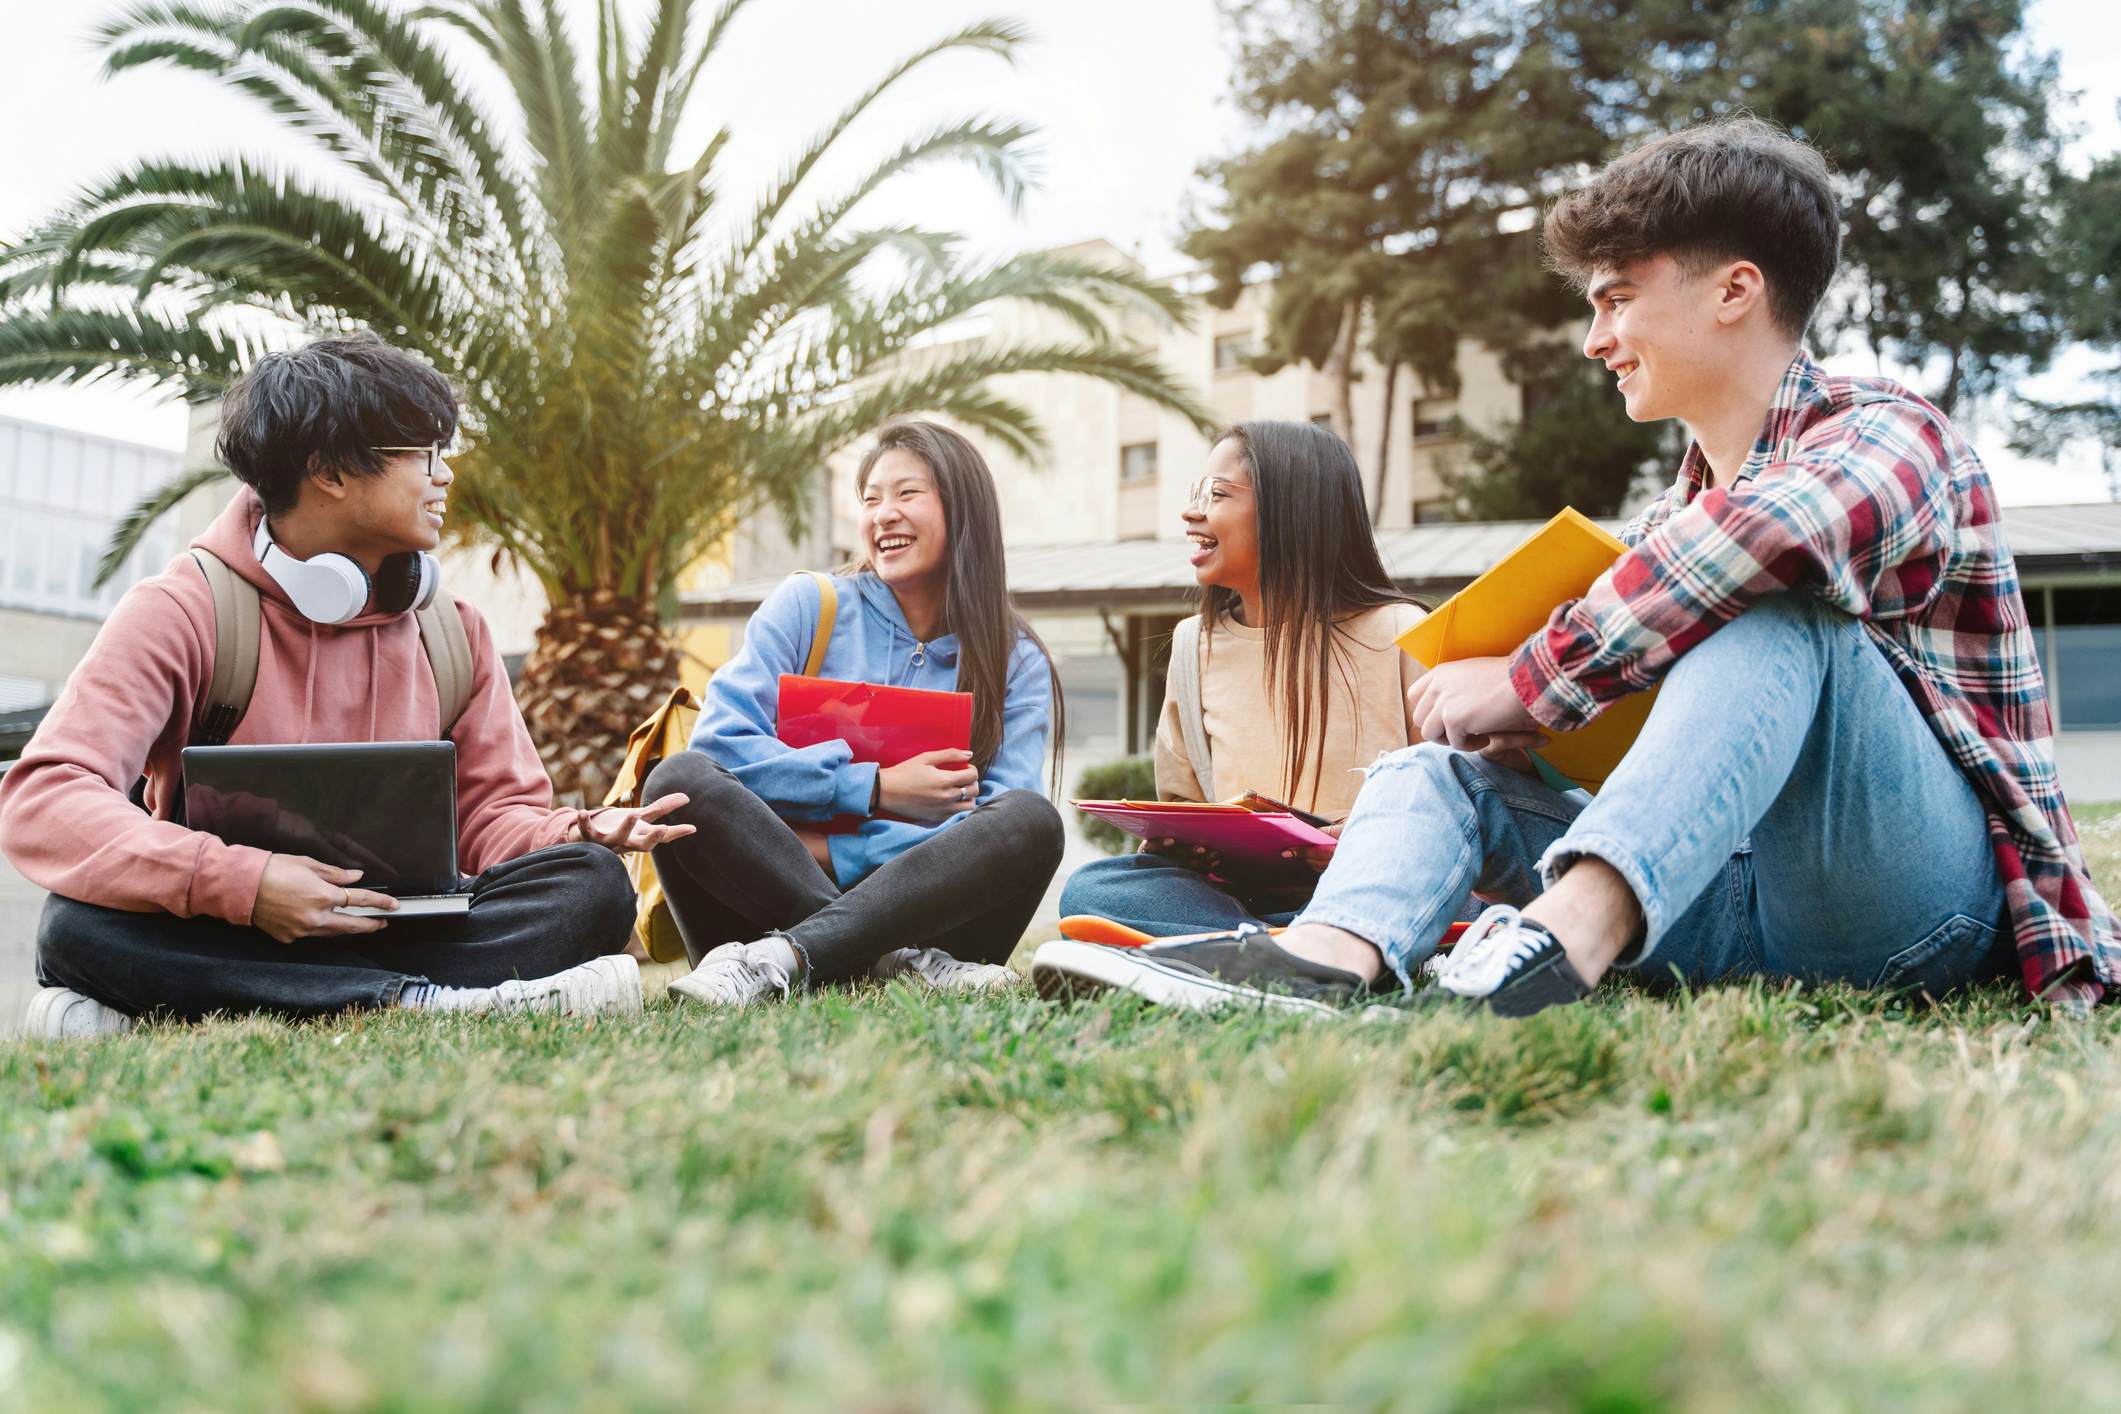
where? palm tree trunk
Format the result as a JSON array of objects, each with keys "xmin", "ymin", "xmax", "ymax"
[
  {"xmin": 515, "ymin": 589, "xmax": 682, "ymax": 805},
  {"xmin": 1371, "ymin": 357, "xmax": 1399, "ymax": 526}
]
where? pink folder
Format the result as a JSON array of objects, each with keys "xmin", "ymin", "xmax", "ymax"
[{"xmin": 1073, "ymin": 800, "xmax": 1337, "ymax": 876}]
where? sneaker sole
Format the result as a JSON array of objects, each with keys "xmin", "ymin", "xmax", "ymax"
[
  {"xmin": 23, "ymin": 987, "xmax": 133, "ymax": 1039},
  {"xmin": 592, "ymin": 955, "xmax": 646, "ymax": 1016},
  {"xmin": 1030, "ymin": 940, "xmax": 1340, "ymax": 1017}
]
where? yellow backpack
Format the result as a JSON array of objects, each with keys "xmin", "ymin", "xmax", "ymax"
[{"xmin": 604, "ymin": 571, "xmax": 838, "ymax": 962}]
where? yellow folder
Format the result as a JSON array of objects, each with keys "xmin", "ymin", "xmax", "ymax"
[{"xmin": 1395, "ymin": 507, "xmax": 1656, "ymax": 793}]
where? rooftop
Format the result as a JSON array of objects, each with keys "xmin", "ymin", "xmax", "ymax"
[{"xmin": 681, "ymin": 500, "xmax": 2121, "ymax": 618}]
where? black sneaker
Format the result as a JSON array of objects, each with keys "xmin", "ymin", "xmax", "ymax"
[
  {"xmin": 1432, "ymin": 906, "xmax": 1593, "ymax": 1017},
  {"xmin": 1031, "ymin": 923, "xmax": 1371, "ymax": 1016}
]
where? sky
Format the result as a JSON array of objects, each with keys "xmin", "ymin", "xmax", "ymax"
[{"xmin": 1, "ymin": 0, "xmax": 2115, "ymax": 502}]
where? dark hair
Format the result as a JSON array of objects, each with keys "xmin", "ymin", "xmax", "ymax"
[
  {"xmin": 1199, "ymin": 421, "xmax": 1415, "ymax": 810},
  {"xmin": 1542, "ymin": 116, "xmax": 1842, "ymax": 338},
  {"xmin": 216, "ymin": 332, "xmax": 459, "ymax": 514},
  {"xmin": 849, "ymin": 421, "xmax": 1065, "ymax": 786}
]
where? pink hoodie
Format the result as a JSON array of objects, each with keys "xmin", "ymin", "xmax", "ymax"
[{"xmin": 0, "ymin": 490, "xmax": 576, "ymax": 924}]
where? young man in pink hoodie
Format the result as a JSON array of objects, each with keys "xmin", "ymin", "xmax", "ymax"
[{"xmin": 0, "ymin": 334, "xmax": 692, "ymax": 1036}]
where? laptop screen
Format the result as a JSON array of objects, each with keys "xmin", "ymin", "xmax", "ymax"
[{"xmin": 182, "ymin": 741, "xmax": 461, "ymax": 895}]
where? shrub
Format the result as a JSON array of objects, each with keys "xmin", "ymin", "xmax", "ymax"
[{"xmin": 1074, "ymin": 755, "xmax": 1157, "ymax": 854}]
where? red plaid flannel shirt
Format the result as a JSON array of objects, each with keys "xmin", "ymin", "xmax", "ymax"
[{"xmin": 1508, "ymin": 352, "xmax": 2120, "ymax": 1004}]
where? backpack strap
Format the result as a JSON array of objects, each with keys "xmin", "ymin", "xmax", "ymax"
[
  {"xmin": 188, "ymin": 548, "xmax": 260, "ymax": 747},
  {"xmin": 414, "ymin": 594, "xmax": 475, "ymax": 737},
  {"xmin": 802, "ymin": 571, "xmax": 838, "ymax": 677},
  {"xmin": 1169, "ymin": 614, "xmax": 1214, "ymax": 802}
]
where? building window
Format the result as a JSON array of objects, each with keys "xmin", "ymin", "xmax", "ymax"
[
  {"xmin": 1120, "ymin": 442, "xmax": 1159, "ymax": 483},
  {"xmin": 2050, "ymin": 585, "xmax": 2121, "ymax": 731},
  {"xmin": 1411, "ymin": 399, "xmax": 1458, "ymax": 442},
  {"xmin": 0, "ymin": 418, "xmax": 181, "ymax": 619},
  {"xmin": 1411, "ymin": 498, "xmax": 1456, "ymax": 526},
  {"xmin": 1213, "ymin": 333, "xmax": 1256, "ymax": 373}
]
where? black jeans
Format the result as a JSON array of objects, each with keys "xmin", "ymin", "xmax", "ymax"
[
  {"xmin": 35, "ymin": 842, "xmax": 637, "ymax": 1021},
  {"xmin": 645, "ymin": 751, "xmax": 1066, "ymax": 983}
]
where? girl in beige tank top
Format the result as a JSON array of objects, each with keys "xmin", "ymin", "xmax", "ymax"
[{"xmin": 1058, "ymin": 420, "xmax": 1428, "ymax": 938}]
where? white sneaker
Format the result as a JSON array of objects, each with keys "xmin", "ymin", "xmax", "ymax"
[
  {"xmin": 25, "ymin": 987, "xmax": 134, "ymax": 1039},
  {"xmin": 491, "ymin": 955, "xmax": 644, "ymax": 1017},
  {"xmin": 669, "ymin": 940, "xmax": 793, "ymax": 1010},
  {"xmin": 873, "ymin": 947, "xmax": 1024, "ymax": 996}
]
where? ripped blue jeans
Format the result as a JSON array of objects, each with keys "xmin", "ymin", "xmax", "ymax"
[{"xmin": 1294, "ymin": 594, "xmax": 2014, "ymax": 994}]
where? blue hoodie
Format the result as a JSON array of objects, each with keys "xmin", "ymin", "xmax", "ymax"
[{"xmin": 691, "ymin": 570, "xmax": 1054, "ymax": 885}]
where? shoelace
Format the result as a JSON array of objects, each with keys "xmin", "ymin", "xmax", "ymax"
[
  {"xmin": 690, "ymin": 950, "xmax": 790, "ymax": 1004},
  {"xmin": 908, "ymin": 950, "xmax": 1012, "ymax": 989},
  {"xmin": 1435, "ymin": 905, "xmax": 1545, "ymax": 996}
]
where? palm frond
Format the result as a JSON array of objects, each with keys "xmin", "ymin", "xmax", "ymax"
[
  {"xmin": 100, "ymin": 1, "xmax": 545, "ymax": 301},
  {"xmin": 484, "ymin": 0, "xmax": 594, "ymax": 251},
  {"xmin": 0, "ymin": 309, "xmax": 255, "ymax": 399},
  {"xmin": 664, "ymin": 0, "xmax": 756, "ymax": 139},
  {"xmin": 94, "ymin": 462, "xmax": 234, "ymax": 588},
  {"xmin": 725, "ymin": 19, "xmax": 1031, "ymax": 270},
  {"xmin": 43, "ymin": 159, "xmax": 474, "ymax": 345}
]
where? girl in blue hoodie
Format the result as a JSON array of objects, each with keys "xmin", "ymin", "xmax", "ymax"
[{"xmin": 647, "ymin": 421, "xmax": 1066, "ymax": 1007}]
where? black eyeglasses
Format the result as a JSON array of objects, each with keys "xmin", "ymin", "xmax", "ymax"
[{"xmin": 371, "ymin": 441, "xmax": 462, "ymax": 476}]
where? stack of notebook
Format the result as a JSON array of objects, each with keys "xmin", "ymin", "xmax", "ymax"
[{"xmin": 1396, "ymin": 506, "xmax": 1657, "ymax": 793}]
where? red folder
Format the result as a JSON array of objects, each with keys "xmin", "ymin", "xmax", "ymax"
[{"xmin": 776, "ymin": 675, "xmax": 974, "ymax": 829}]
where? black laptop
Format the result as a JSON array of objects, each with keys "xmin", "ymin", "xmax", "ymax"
[{"xmin": 182, "ymin": 741, "xmax": 472, "ymax": 916}]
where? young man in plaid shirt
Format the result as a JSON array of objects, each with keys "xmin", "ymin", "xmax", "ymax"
[{"xmin": 1034, "ymin": 117, "xmax": 2120, "ymax": 1017}]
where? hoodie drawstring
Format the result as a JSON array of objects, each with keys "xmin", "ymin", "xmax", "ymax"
[{"xmin": 302, "ymin": 621, "xmax": 319, "ymax": 744}]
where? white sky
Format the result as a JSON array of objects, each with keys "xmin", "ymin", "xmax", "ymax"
[{"xmin": 1, "ymin": 0, "xmax": 2115, "ymax": 502}]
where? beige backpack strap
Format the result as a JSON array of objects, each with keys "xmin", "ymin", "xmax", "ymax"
[
  {"xmin": 415, "ymin": 594, "xmax": 476, "ymax": 738},
  {"xmin": 802, "ymin": 571, "xmax": 838, "ymax": 677},
  {"xmin": 1169, "ymin": 614, "xmax": 1214, "ymax": 801},
  {"xmin": 188, "ymin": 548, "xmax": 260, "ymax": 746}
]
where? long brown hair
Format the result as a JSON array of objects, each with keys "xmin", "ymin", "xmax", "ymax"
[
  {"xmin": 1198, "ymin": 421, "xmax": 1413, "ymax": 809},
  {"xmin": 848, "ymin": 421, "xmax": 1064, "ymax": 787}
]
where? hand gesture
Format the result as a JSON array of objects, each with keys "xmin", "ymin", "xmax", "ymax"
[
  {"xmin": 878, "ymin": 749, "xmax": 980, "ymax": 822},
  {"xmin": 1407, "ymin": 658, "xmax": 1547, "ymax": 754},
  {"xmin": 252, "ymin": 855, "xmax": 399, "ymax": 943},
  {"xmin": 571, "ymin": 793, "xmax": 698, "ymax": 853}
]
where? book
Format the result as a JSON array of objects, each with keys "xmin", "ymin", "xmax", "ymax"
[
  {"xmin": 1072, "ymin": 798, "xmax": 1337, "ymax": 877},
  {"xmin": 777, "ymin": 675, "xmax": 974, "ymax": 829},
  {"xmin": 1395, "ymin": 507, "xmax": 1657, "ymax": 793}
]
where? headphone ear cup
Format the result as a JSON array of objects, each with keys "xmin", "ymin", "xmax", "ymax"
[
  {"xmin": 408, "ymin": 552, "xmax": 440, "ymax": 611},
  {"xmin": 373, "ymin": 552, "xmax": 439, "ymax": 615},
  {"xmin": 298, "ymin": 553, "xmax": 372, "ymax": 624}
]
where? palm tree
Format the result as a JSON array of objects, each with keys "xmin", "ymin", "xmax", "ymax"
[{"xmin": 0, "ymin": 0, "xmax": 1213, "ymax": 798}]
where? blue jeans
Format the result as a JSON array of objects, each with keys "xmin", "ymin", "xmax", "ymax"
[
  {"xmin": 1297, "ymin": 594, "xmax": 2013, "ymax": 993},
  {"xmin": 1059, "ymin": 853, "xmax": 1306, "ymax": 937}
]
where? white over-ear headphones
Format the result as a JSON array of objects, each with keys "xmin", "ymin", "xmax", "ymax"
[{"xmin": 253, "ymin": 517, "xmax": 439, "ymax": 625}]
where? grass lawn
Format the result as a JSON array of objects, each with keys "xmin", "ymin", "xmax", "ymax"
[{"xmin": 3, "ymin": 805, "xmax": 2118, "ymax": 1410}]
